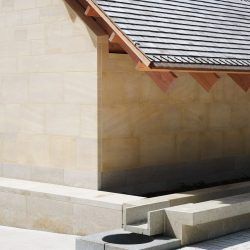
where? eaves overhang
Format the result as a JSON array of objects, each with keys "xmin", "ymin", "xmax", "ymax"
[{"xmin": 66, "ymin": 0, "xmax": 250, "ymax": 92}]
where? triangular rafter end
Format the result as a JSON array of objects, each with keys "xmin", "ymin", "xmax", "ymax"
[
  {"xmin": 135, "ymin": 62, "xmax": 177, "ymax": 92},
  {"xmin": 147, "ymin": 71, "xmax": 177, "ymax": 93},
  {"xmin": 228, "ymin": 74, "xmax": 250, "ymax": 92},
  {"xmin": 190, "ymin": 72, "xmax": 220, "ymax": 92}
]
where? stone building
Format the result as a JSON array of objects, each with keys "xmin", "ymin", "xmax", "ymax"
[{"xmin": 0, "ymin": 0, "xmax": 250, "ymax": 196}]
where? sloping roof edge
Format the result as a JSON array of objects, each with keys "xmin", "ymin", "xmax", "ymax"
[
  {"xmin": 82, "ymin": 0, "xmax": 250, "ymax": 73},
  {"xmin": 84, "ymin": 0, "xmax": 152, "ymax": 67}
]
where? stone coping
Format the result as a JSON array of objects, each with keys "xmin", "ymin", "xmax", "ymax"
[
  {"xmin": 165, "ymin": 192, "xmax": 250, "ymax": 225},
  {"xmin": 0, "ymin": 177, "xmax": 144, "ymax": 210}
]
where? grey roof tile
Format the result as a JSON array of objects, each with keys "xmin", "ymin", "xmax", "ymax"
[{"xmin": 95, "ymin": 0, "xmax": 250, "ymax": 69}]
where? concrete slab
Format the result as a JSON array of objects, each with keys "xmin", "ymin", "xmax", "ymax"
[
  {"xmin": 0, "ymin": 177, "xmax": 143, "ymax": 235},
  {"xmin": 0, "ymin": 226, "xmax": 76, "ymax": 250},
  {"xmin": 124, "ymin": 181, "xmax": 250, "ymax": 228},
  {"xmin": 0, "ymin": 177, "xmax": 143, "ymax": 210},
  {"xmin": 165, "ymin": 192, "xmax": 250, "ymax": 226},
  {"xmin": 76, "ymin": 230, "xmax": 123, "ymax": 250},
  {"xmin": 76, "ymin": 229, "xmax": 181, "ymax": 250},
  {"xmin": 165, "ymin": 193, "xmax": 250, "ymax": 245},
  {"xmin": 181, "ymin": 229, "xmax": 250, "ymax": 250}
]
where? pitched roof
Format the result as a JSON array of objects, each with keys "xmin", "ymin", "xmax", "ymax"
[{"xmin": 94, "ymin": 0, "xmax": 250, "ymax": 71}]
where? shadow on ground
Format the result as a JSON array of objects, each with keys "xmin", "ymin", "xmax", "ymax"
[{"xmin": 103, "ymin": 233, "xmax": 154, "ymax": 245}]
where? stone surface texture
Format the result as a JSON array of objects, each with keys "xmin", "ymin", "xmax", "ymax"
[
  {"xmin": 99, "ymin": 45, "xmax": 250, "ymax": 193},
  {"xmin": 0, "ymin": 0, "xmax": 106, "ymax": 189},
  {"xmin": 0, "ymin": 177, "xmax": 143, "ymax": 235},
  {"xmin": 124, "ymin": 181, "xmax": 250, "ymax": 227},
  {"xmin": 0, "ymin": 0, "xmax": 250, "ymax": 194},
  {"xmin": 164, "ymin": 193, "xmax": 250, "ymax": 245},
  {"xmin": 182, "ymin": 229, "xmax": 250, "ymax": 250},
  {"xmin": 0, "ymin": 225, "xmax": 77, "ymax": 250}
]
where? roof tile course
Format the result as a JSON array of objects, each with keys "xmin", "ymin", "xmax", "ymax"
[{"xmin": 94, "ymin": 0, "xmax": 250, "ymax": 69}]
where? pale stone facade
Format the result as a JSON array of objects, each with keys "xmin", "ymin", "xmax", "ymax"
[
  {"xmin": 0, "ymin": 0, "xmax": 106, "ymax": 189},
  {"xmin": 0, "ymin": 0, "xmax": 249, "ymax": 194},
  {"xmin": 99, "ymin": 40, "xmax": 250, "ymax": 194}
]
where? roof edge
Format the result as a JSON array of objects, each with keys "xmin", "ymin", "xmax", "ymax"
[
  {"xmin": 84, "ymin": 0, "xmax": 152, "ymax": 66},
  {"xmin": 151, "ymin": 62, "xmax": 250, "ymax": 74}
]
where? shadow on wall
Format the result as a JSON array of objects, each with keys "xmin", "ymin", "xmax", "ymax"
[
  {"xmin": 101, "ymin": 156, "xmax": 250, "ymax": 196},
  {"xmin": 63, "ymin": 0, "xmax": 99, "ymax": 48}
]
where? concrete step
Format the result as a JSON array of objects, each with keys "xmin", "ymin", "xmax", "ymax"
[
  {"xmin": 126, "ymin": 192, "xmax": 250, "ymax": 245},
  {"xmin": 165, "ymin": 192, "xmax": 250, "ymax": 245},
  {"xmin": 125, "ymin": 223, "xmax": 148, "ymax": 235},
  {"xmin": 0, "ymin": 177, "xmax": 143, "ymax": 235},
  {"xmin": 126, "ymin": 209, "xmax": 165, "ymax": 236},
  {"xmin": 76, "ymin": 229, "xmax": 181, "ymax": 250},
  {"xmin": 124, "ymin": 181, "xmax": 250, "ymax": 233},
  {"xmin": 125, "ymin": 188, "xmax": 250, "ymax": 241},
  {"xmin": 166, "ymin": 192, "xmax": 250, "ymax": 226}
]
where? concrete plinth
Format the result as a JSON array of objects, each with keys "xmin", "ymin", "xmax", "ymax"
[
  {"xmin": 0, "ymin": 177, "xmax": 143, "ymax": 235},
  {"xmin": 76, "ymin": 229, "xmax": 181, "ymax": 250}
]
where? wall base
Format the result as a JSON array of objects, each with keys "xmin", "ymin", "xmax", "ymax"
[
  {"xmin": 101, "ymin": 156, "xmax": 250, "ymax": 195},
  {"xmin": 0, "ymin": 163, "xmax": 99, "ymax": 189}
]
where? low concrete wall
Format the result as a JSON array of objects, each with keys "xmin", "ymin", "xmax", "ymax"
[{"xmin": 0, "ymin": 177, "xmax": 143, "ymax": 235}]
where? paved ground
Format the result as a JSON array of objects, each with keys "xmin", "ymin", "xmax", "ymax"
[
  {"xmin": 181, "ymin": 229, "xmax": 250, "ymax": 250},
  {"xmin": 0, "ymin": 226, "xmax": 77, "ymax": 250},
  {"xmin": 0, "ymin": 226, "xmax": 249, "ymax": 250}
]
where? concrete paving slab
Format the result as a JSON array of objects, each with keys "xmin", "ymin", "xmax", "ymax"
[
  {"xmin": 0, "ymin": 226, "xmax": 77, "ymax": 250},
  {"xmin": 181, "ymin": 229, "xmax": 250, "ymax": 250},
  {"xmin": 76, "ymin": 229, "xmax": 181, "ymax": 250},
  {"xmin": 76, "ymin": 230, "xmax": 127, "ymax": 250}
]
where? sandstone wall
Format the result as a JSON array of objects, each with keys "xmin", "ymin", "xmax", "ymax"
[
  {"xmin": 0, "ymin": 0, "xmax": 104, "ymax": 189},
  {"xmin": 100, "ymin": 43, "xmax": 250, "ymax": 194},
  {"xmin": 1, "ymin": 0, "xmax": 249, "ymax": 194}
]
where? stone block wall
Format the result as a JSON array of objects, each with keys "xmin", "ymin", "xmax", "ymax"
[
  {"xmin": 100, "ymin": 43, "xmax": 250, "ymax": 194},
  {"xmin": 1, "ymin": 0, "xmax": 249, "ymax": 194},
  {"xmin": 0, "ymin": 0, "xmax": 105, "ymax": 189}
]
